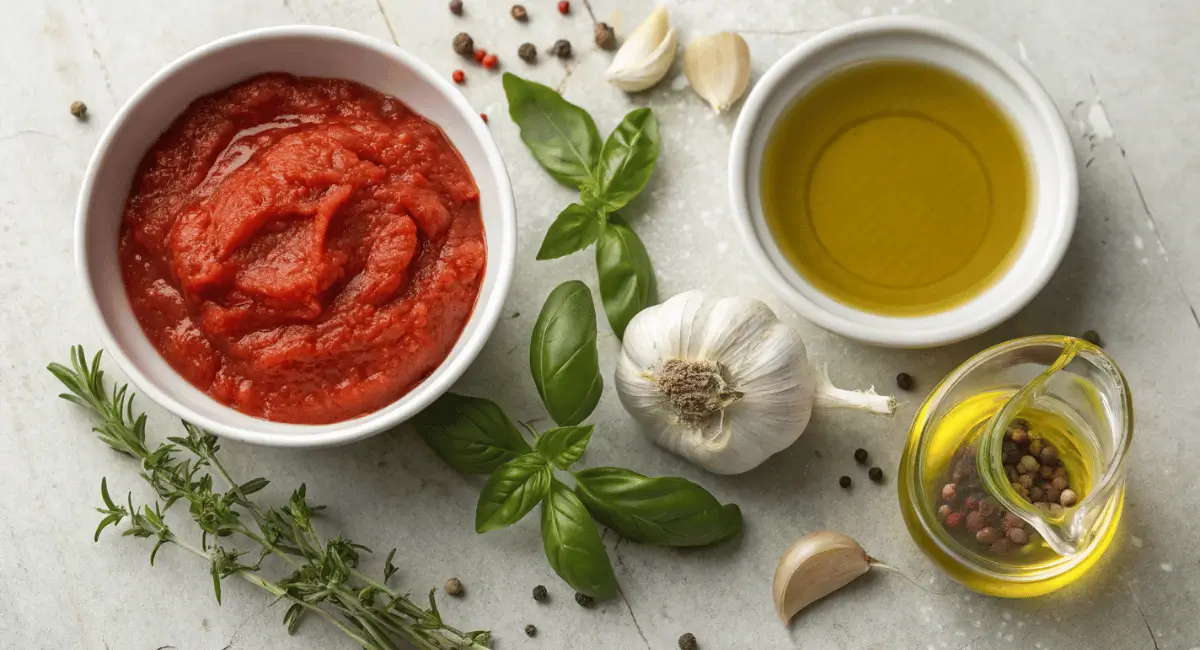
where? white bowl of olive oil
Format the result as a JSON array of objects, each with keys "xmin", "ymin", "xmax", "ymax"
[{"xmin": 729, "ymin": 17, "xmax": 1076, "ymax": 348}]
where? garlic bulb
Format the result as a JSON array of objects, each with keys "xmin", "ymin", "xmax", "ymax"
[
  {"xmin": 605, "ymin": 6, "xmax": 678, "ymax": 92},
  {"xmin": 683, "ymin": 32, "xmax": 751, "ymax": 113},
  {"xmin": 614, "ymin": 291, "xmax": 894, "ymax": 474},
  {"xmin": 773, "ymin": 531, "xmax": 874, "ymax": 623}
]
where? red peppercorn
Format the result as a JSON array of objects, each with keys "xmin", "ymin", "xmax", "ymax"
[
  {"xmin": 480, "ymin": 113, "xmax": 488, "ymax": 123},
  {"xmin": 945, "ymin": 511, "xmax": 964, "ymax": 529},
  {"xmin": 557, "ymin": 1, "xmax": 570, "ymax": 14},
  {"xmin": 473, "ymin": 48, "xmax": 487, "ymax": 62},
  {"xmin": 452, "ymin": 69, "xmax": 466, "ymax": 83},
  {"xmin": 482, "ymin": 53, "xmax": 498, "ymax": 69}
]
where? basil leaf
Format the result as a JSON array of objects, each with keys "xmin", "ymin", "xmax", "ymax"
[
  {"xmin": 596, "ymin": 108, "xmax": 660, "ymax": 213},
  {"xmin": 503, "ymin": 73, "xmax": 602, "ymax": 190},
  {"xmin": 541, "ymin": 480, "xmax": 618, "ymax": 598},
  {"xmin": 536, "ymin": 203, "xmax": 606, "ymax": 261},
  {"xmin": 573, "ymin": 467, "xmax": 743, "ymax": 547},
  {"xmin": 414, "ymin": 393, "xmax": 532, "ymax": 474},
  {"xmin": 530, "ymin": 281, "xmax": 603, "ymax": 426},
  {"xmin": 475, "ymin": 454, "xmax": 552, "ymax": 533},
  {"xmin": 535, "ymin": 425, "xmax": 593, "ymax": 469},
  {"xmin": 595, "ymin": 217, "xmax": 656, "ymax": 339}
]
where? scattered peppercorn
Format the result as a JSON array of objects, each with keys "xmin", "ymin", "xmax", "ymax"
[
  {"xmin": 1007, "ymin": 527, "xmax": 1029, "ymax": 544},
  {"xmin": 965, "ymin": 510, "xmax": 985, "ymax": 533},
  {"xmin": 473, "ymin": 48, "xmax": 487, "ymax": 62},
  {"xmin": 941, "ymin": 483, "xmax": 956, "ymax": 501},
  {"xmin": 452, "ymin": 69, "xmax": 466, "ymax": 84},
  {"xmin": 532, "ymin": 584, "xmax": 548, "ymax": 602},
  {"xmin": 678, "ymin": 632, "xmax": 698, "ymax": 650},
  {"xmin": 574, "ymin": 592, "xmax": 594, "ymax": 607},
  {"xmin": 868, "ymin": 467, "xmax": 884, "ymax": 483},
  {"xmin": 524, "ymin": 624, "xmax": 538, "ymax": 637},
  {"xmin": 453, "ymin": 32, "xmax": 475, "ymax": 57},
  {"xmin": 549, "ymin": 39, "xmax": 572, "ymax": 58},
  {"xmin": 945, "ymin": 511, "xmax": 964, "ymax": 529},
  {"xmin": 1081, "ymin": 329, "xmax": 1103, "ymax": 347},
  {"xmin": 839, "ymin": 475, "xmax": 851, "ymax": 489},
  {"xmin": 557, "ymin": 1, "xmax": 570, "ymax": 15},
  {"xmin": 482, "ymin": 53, "xmax": 499, "ymax": 69},
  {"xmin": 511, "ymin": 4, "xmax": 528, "ymax": 21},
  {"xmin": 896, "ymin": 372, "xmax": 914, "ymax": 391},
  {"xmin": 70, "ymin": 101, "xmax": 88, "ymax": 119},
  {"xmin": 444, "ymin": 578, "xmax": 463, "ymax": 596},
  {"xmin": 480, "ymin": 113, "xmax": 489, "ymax": 123},
  {"xmin": 595, "ymin": 22, "xmax": 617, "ymax": 50},
  {"xmin": 854, "ymin": 448, "xmax": 868, "ymax": 464},
  {"xmin": 519, "ymin": 42, "xmax": 538, "ymax": 62},
  {"xmin": 1059, "ymin": 489, "xmax": 1077, "ymax": 507},
  {"xmin": 449, "ymin": 0, "xmax": 464, "ymax": 15}
]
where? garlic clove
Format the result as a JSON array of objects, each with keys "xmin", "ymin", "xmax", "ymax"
[
  {"xmin": 683, "ymin": 32, "xmax": 751, "ymax": 113},
  {"xmin": 772, "ymin": 531, "xmax": 872, "ymax": 623},
  {"xmin": 605, "ymin": 6, "xmax": 678, "ymax": 93}
]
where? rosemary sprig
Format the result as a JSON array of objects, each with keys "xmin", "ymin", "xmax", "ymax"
[{"xmin": 50, "ymin": 346, "xmax": 491, "ymax": 650}]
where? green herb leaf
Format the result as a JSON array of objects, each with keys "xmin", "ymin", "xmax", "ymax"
[
  {"xmin": 238, "ymin": 477, "xmax": 270, "ymax": 496},
  {"xmin": 503, "ymin": 73, "xmax": 602, "ymax": 190},
  {"xmin": 415, "ymin": 393, "xmax": 533, "ymax": 474},
  {"xmin": 540, "ymin": 480, "xmax": 618, "ymax": 598},
  {"xmin": 475, "ymin": 454, "xmax": 552, "ymax": 533},
  {"xmin": 537, "ymin": 203, "xmax": 607, "ymax": 260},
  {"xmin": 596, "ymin": 108, "xmax": 660, "ymax": 213},
  {"xmin": 283, "ymin": 602, "xmax": 304, "ymax": 634},
  {"xmin": 535, "ymin": 425, "xmax": 594, "ymax": 469},
  {"xmin": 595, "ymin": 217, "xmax": 656, "ymax": 338},
  {"xmin": 573, "ymin": 467, "xmax": 743, "ymax": 547},
  {"xmin": 530, "ymin": 281, "xmax": 603, "ymax": 426}
]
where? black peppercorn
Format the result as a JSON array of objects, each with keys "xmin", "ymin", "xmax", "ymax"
[
  {"xmin": 868, "ymin": 467, "xmax": 884, "ymax": 483},
  {"xmin": 532, "ymin": 584, "xmax": 548, "ymax": 602},
  {"xmin": 452, "ymin": 32, "xmax": 475, "ymax": 57},
  {"xmin": 549, "ymin": 39, "xmax": 572, "ymax": 59},
  {"xmin": 854, "ymin": 448, "xmax": 868, "ymax": 464},
  {"xmin": 511, "ymin": 4, "xmax": 528, "ymax": 21},
  {"xmin": 839, "ymin": 475, "xmax": 851, "ymax": 489},
  {"xmin": 574, "ymin": 592, "xmax": 594, "ymax": 607},
  {"xmin": 524, "ymin": 624, "xmax": 537, "ymax": 637},
  {"xmin": 518, "ymin": 42, "xmax": 537, "ymax": 63},
  {"xmin": 594, "ymin": 22, "xmax": 617, "ymax": 50},
  {"xmin": 896, "ymin": 372, "xmax": 914, "ymax": 391},
  {"xmin": 449, "ymin": 0, "xmax": 464, "ymax": 15},
  {"xmin": 70, "ymin": 101, "xmax": 88, "ymax": 119},
  {"xmin": 1081, "ymin": 329, "xmax": 1103, "ymax": 347},
  {"xmin": 678, "ymin": 632, "xmax": 698, "ymax": 650}
]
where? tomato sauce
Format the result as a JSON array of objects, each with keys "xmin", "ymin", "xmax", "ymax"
[{"xmin": 119, "ymin": 73, "xmax": 486, "ymax": 424}]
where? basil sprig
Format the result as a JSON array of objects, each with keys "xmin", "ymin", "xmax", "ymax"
[
  {"xmin": 504, "ymin": 73, "xmax": 658, "ymax": 338},
  {"xmin": 416, "ymin": 282, "xmax": 742, "ymax": 599}
]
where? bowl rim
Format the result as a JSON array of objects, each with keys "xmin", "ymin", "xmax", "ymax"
[
  {"xmin": 74, "ymin": 24, "xmax": 517, "ymax": 447},
  {"xmin": 728, "ymin": 16, "xmax": 1078, "ymax": 348}
]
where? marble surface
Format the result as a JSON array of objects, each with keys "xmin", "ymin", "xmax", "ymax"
[{"xmin": 1, "ymin": 1, "xmax": 1198, "ymax": 648}]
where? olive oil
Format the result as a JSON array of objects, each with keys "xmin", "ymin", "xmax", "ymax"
[
  {"xmin": 902, "ymin": 390, "xmax": 1121, "ymax": 597},
  {"xmin": 760, "ymin": 61, "xmax": 1031, "ymax": 315}
]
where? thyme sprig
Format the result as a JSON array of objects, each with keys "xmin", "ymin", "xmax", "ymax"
[{"xmin": 50, "ymin": 346, "xmax": 491, "ymax": 650}]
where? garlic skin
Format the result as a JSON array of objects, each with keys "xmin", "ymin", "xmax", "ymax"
[
  {"xmin": 773, "ymin": 531, "xmax": 873, "ymax": 623},
  {"xmin": 605, "ymin": 6, "xmax": 678, "ymax": 92},
  {"xmin": 615, "ymin": 291, "xmax": 894, "ymax": 475},
  {"xmin": 683, "ymin": 32, "xmax": 751, "ymax": 113}
]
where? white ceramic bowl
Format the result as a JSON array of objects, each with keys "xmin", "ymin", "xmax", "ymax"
[
  {"xmin": 75, "ymin": 26, "xmax": 516, "ymax": 447},
  {"xmin": 729, "ymin": 17, "xmax": 1076, "ymax": 348}
]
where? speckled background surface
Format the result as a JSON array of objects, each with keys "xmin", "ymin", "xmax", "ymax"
[{"xmin": 2, "ymin": 1, "xmax": 1198, "ymax": 648}]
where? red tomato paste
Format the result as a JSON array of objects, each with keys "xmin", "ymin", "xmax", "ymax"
[{"xmin": 119, "ymin": 73, "xmax": 486, "ymax": 424}]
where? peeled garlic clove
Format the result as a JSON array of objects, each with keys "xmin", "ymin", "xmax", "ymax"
[
  {"xmin": 683, "ymin": 32, "xmax": 751, "ymax": 113},
  {"xmin": 605, "ymin": 6, "xmax": 678, "ymax": 92},
  {"xmin": 772, "ymin": 531, "xmax": 872, "ymax": 623}
]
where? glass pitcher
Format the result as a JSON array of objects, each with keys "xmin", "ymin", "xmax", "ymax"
[{"xmin": 898, "ymin": 335, "xmax": 1133, "ymax": 597}]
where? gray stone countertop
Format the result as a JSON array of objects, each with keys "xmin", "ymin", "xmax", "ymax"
[{"xmin": 1, "ymin": 0, "xmax": 1197, "ymax": 648}]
